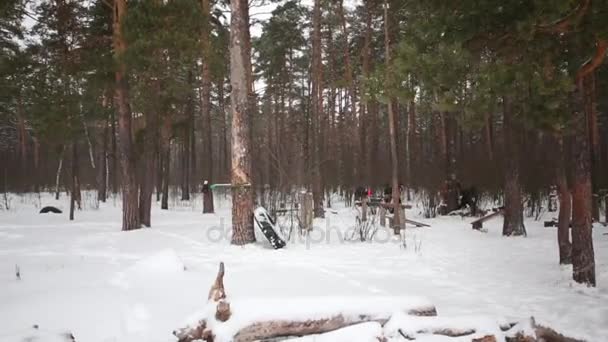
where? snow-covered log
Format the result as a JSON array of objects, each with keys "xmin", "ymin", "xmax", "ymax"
[
  {"xmin": 174, "ymin": 264, "xmax": 581, "ymax": 342},
  {"xmin": 383, "ymin": 314, "xmax": 583, "ymax": 342},
  {"xmin": 173, "ymin": 263, "xmax": 436, "ymax": 342}
]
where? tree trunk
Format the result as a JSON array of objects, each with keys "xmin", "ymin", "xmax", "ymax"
[
  {"xmin": 156, "ymin": 146, "xmax": 162, "ymax": 202},
  {"xmin": 16, "ymin": 93, "xmax": 28, "ymax": 192},
  {"xmin": 338, "ymin": 0, "xmax": 358, "ymax": 186},
  {"xmin": 200, "ymin": 0, "xmax": 214, "ymax": 213},
  {"xmin": 110, "ymin": 106, "xmax": 118, "ymax": 195},
  {"xmin": 556, "ymin": 134, "xmax": 572, "ymax": 265},
  {"xmin": 484, "ymin": 113, "xmax": 494, "ymax": 161},
  {"xmin": 384, "ymin": 1, "xmax": 402, "ymax": 234},
  {"xmin": 161, "ymin": 115, "xmax": 172, "ymax": 210},
  {"xmin": 98, "ymin": 116, "xmax": 108, "ymax": 203},
  {"xmin": 311, "ymin": 0, "xmax": 324, "ymax": 219},
  {"xmin": 502, "ymin": 96, "xmax": 525, "ymax": 236},
  {"xmin": 201, "ymin": 0, "xmax": 214, "ymax": 190},
  {"xmin": 585, "ymin": 74, "xmax": 600, "ymax": 222},
  {"xmin": 570, "ymin": 79, "xmax": 595, "ymax": 286},
  {"xmin": 139, "ymin": 103, "xmax": 159, "ymax": 227},
  {"xmin": 32, "ymin": 138, "xmax": 40, "ymax": 193},
  {"xmin": 360, "ymin": 1, "xmax": 373, "ymax": 185},
  {"xmin": 230, "ymin": 0, "xmax": 255, "ymax": 245},
  {"xmin": 161, "ymin": 149, "xmax": 170, "ymax": 210},
  {"xmin": 55, "ymin": 145, "xmax": 65, "ymax": 200},
  {"xmin": 113, "ymin": 0, "xmax": 140, "ymax": 231},
  {"xmin": 219, "ymin": 80, "xmax": 229, "ymax": 181},
  {"xmin": 69, "ymin": 141, "xmax": 79, "ymax": 221},
  {"xmin": 181, "ymin": 127, "xmax": 191, "ymax": 201},
  {"xmin": 406, "ymin": 99, "xmax": 416, "ymax": 194}
]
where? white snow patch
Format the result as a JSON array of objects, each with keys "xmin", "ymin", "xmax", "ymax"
[{"xmin": 111, "ymin": 249, "xmax": 186, "ymax": 289}]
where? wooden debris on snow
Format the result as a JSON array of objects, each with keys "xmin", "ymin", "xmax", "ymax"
[{"xmin": 173, "ymin": 263, "xmax": 584, "ymax": 342}]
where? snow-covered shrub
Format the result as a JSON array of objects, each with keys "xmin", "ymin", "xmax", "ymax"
[{"xmin": 348, "ymin": 210, "xmax": 379, "ymax": 242}]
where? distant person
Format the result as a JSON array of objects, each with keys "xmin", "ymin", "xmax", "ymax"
[
  {"xmin": 383, "ymin": 183, "xmax": 401, "ymax": 213},
  {"xmin": 458, "ymin": 186, "xmax": 478, "ymax": 215},
  {"xmin": 354, "ymin": 186, "xmax": 367, "ymax": 202},
  {"xmin": 383, "ymin": 184, "xmax": 392, "ymax": 204}
]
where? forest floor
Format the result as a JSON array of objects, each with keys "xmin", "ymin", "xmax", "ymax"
[{"xmin": 0, "ymin": 192, "xmax": 607, "ymax": 341}]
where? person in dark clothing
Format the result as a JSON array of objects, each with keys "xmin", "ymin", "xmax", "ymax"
[
  {"xmin": 457, "ymin": 186, "xmax": 478, "ymax": 215},
  {"xmin": 383, "ymin": 183, "xmax": 402, "ymax": 213},
  {"xmin": 383, "ymin": 184, "xmax": 392, "ymax": 204},
  {"xmin": 354, "ymin": 186, "xmax": 368, "ymax": 202}
]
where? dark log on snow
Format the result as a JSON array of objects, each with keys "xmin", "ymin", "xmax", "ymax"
[
  {"xmin": 471, "ymin": 209, "xmax": 504, "ymax": 230},
  {"xmin": 40, "ymin": 206, "xmax": 62, "ymax": 214}
]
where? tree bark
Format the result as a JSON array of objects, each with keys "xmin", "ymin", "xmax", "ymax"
[
  {"xmin": 502, "ymin": 96, "xmax": 525, "ymax": 236},
  {"xmin": 384, "ymin": 1, "xmax": 402, "ymax": 234},
  {"xmin": 181, "ymin": 125, "xmax": 191, "ymax": 201},
  {"xmin": 219, "ymin": 79, "xmax": 229, "ymax": 181},
  {"xmin": 556, "ymin": 133, "xmax": 572, "ymax": 264},
  {"xmin": 338, "ymin": 0, "xmax": 358, "ymax": 185},
  {"xmin": 360, "ymin": 1, "xmax": 373, "ymax": 185},
  {"xmin": 139, "ymin": 98, "xmax": 159, "ymax": 227},
  {"xmin": 310, "ymin": 0, "xmax": 324, "ymax": 219},
  {"xmin": 113, "ymin": 0, "xmax": 140, "ymax": 231},
  {"xmin": 160, "ymin": 115, "xmax": 172, "ymax": 210},
  {"xmin": 55, "ymin": 145, "xmax": 65, "ymax": 200},
  {"xmin": 69, "ymin": 141, "xmax": 79, "ymax": 221},
  {"xmin": 110, "ymin": 106, "xmax": 118, "ymax": 195},
  {"xmin": 230, "ymin": 0, "xmax": 255, "ymax": 245},
  {"xmin": 16, "ymin": 93, "xmax": 28, "ymax": 192},
  {"xmin": 484, "ymin": 113, "xmax": 494, "ymax": 161},
  {"xmin": 201, "ymin": 0, "xmax": 213, "ymax": 187},
  {"xmin": 406, "ymin": 99, "xmax": 416, "ymax": 194},
  {"xmin": 570, "ymin": 79, "xmax": 595, "ymax": 286},
  {"xmin": 98, "ymin": 116, "xmax": 108, "ymax": 203},
  {"xmin": 200, "ymin": 1, "xmax": 214, "ymax": 213},
  {"xmin": 585, "ymin": 74, "xmax": 600, "ymax": 222}
]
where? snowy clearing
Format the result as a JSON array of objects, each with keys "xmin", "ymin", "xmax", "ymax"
[{"xmin": 0, "ymin": 192, "xmax": 607, "ymax": 341}]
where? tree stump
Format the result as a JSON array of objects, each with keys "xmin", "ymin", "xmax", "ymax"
[
  {"xmin": 299, "ymin": 192, "xmax": 313, "ymax": 231},
  {"xmin": 202, "ymin": 181, "xmax": 214, "ymax": 214}
]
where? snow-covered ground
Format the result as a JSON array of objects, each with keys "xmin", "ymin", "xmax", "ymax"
[{"xmin": 0, "ymin": 192, "xmax": 607, "ymax": 341}]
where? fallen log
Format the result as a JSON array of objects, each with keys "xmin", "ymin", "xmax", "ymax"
[
  {"xmin": 174, "ymin": 263, "xmax": 436, "ymax": 342},
  {"xmin": 286, "ymin": 322, "xmax": 383, "ymax": 342},
  {"xmin": 471, "ymin": 209, "xmax": 504, "ymax": 230},
  {"xmin": 233, "ymin": 315, "xmax": 385, "ymax": 342},
  {"xmin": 174, "ymin": 265, "xmax": 582, "ymax": 342},
  {"xmin": 383, "ymin": 314, "xmax": 584, "ymax": 342}
]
